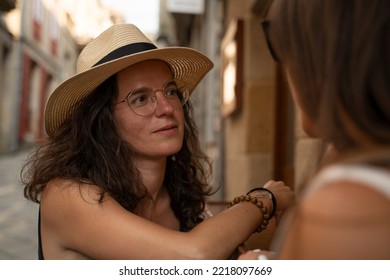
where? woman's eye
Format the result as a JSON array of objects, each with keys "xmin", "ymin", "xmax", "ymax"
[
  {"xmin": 166, "ymin": 89, "xmax": 179, "ymax": 97},
  {"xmin": 129, "ymin": 92, "xmax": 149, "ymax": 107}
]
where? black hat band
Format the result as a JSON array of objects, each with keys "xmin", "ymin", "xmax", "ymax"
[{"xmin": 93, "ymin": 42, "xmax": 157, "ymax": 67}]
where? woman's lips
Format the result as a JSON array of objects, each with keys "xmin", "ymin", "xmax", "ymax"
[{"xmin": 153, "ymin": 125, "xmax": 178, "ymax": 136}]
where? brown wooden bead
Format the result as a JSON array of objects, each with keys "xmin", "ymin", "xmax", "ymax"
[{"xmin": 227, "ymin": 193, "xmax": 273, "ymax": 233}]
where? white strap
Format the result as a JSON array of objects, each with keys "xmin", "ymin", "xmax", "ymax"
[{"xmin": 306, "ymin": 164, "xmax": 390, "ymax": 199}]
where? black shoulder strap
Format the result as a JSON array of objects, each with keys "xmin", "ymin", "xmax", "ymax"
[{"xmin": 38, "ymin": 207, "xmax": 44, "ymax": 260}]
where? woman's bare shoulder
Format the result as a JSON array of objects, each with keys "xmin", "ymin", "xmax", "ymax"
[
  {"xmin": 278, "ymin": 181, "xmax": 390, "ymax": 259},
  {"xmin": 42, "ymin": 178, "xmax": 102, "ymax": 204},
  {"xmin": 39, "ymin": 178, "xmax": 189, "ymax": 259}
]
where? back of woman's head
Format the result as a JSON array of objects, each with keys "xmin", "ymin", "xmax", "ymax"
[{"xmin": 268, "ymin": 0, "xmax": 390, "ymax": 151}]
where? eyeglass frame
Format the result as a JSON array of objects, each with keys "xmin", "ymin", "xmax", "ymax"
[{"xmin": 114, "ymin": 78, "xmax": 189, "ymax": 117}]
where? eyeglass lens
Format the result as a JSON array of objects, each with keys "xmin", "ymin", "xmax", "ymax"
[{"xmin": 126, "ymin": 79, "xmax": 188, "ymax": 116}]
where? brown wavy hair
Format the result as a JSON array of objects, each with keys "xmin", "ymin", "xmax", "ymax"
[{"xmin": 22, "ymin": 75, "xmax": 212, "ymax": 231}]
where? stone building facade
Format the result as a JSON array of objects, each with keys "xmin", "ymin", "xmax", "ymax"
[
  {"xmin": 0, "ymin": 0, "xmax": 16, "ymax": 152},
  {"xmin": 0, "ymin": 0, "xmax": 122, "ymax": 154}
]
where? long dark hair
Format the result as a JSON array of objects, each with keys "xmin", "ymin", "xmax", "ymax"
[
  {"xmin": 22, "ymin": 75, "xmax": 212, "ymax": 231},
  {"xmin": 268, "ymin": 0, "xmax": 390, "ymax": 152}
]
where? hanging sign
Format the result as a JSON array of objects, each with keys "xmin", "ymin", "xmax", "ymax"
[{"xmin": 167, "ymin": 0, "xmax": 205, "ymax": 14}]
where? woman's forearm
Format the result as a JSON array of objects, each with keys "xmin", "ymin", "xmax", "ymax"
[{"xmin": 187, "ymin": 200, "xmax": 266, "ymax": 259}]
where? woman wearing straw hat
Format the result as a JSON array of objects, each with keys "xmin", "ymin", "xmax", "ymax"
[{"xmin": 21, "ymin": 24, "xmax": 294, "ymax": 259}]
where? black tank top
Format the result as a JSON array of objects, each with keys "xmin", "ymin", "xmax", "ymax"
[{"xmin": 38, "ymin": 208, "xmax": 44, "ymax": 260}]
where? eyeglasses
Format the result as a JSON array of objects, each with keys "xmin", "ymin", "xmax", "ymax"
[
  {"xmin": 261, "ymin": 20, "xmax": 280, "ymax": 62},
  {"xmin": 115, "ymin": 78, "xmax": 189, "ymax": 116}
]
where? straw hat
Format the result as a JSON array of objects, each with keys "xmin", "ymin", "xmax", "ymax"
[{"xmin": 44, "ymin": 23, "xmax": 214, "ymax": 136}]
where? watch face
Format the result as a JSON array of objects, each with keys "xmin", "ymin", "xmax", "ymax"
[{"xmin": 260, "ymin": 190, "xmax": 272, "ymax": 199}]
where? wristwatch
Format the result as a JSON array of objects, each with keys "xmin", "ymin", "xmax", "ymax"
[{"xmin": 247, "ymin": 187, "xmax": 276, "ymax": 219}]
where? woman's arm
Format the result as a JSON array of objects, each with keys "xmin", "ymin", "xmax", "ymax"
[{"xmin": 40, "ymin": 179, "xmax": 293, "ymax": 259}]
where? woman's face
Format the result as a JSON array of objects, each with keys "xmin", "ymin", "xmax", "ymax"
[
  {"xmin": 266, "ymin": 0, "xmax": 319, "ymax": 138},
  {"xmin": 113, "ymin": 60, "xmax": 185, "ymax": 161},
  {"xmin": 285, "ymin": 68, "xmax": 318, "ymax": 138}
]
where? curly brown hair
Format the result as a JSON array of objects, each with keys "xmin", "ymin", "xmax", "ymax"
[{"xmin": 22, "ymin": 75, "xmax": 213, "ymax": 231}]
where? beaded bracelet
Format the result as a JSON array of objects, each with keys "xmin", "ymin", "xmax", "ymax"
[
  {"xmin": 247, "ymin": 187, "xmax": 277, "ymax": 219},
  {"xmin": 228, "ymin": 194, "xmax": 271, "ymax": 233}
]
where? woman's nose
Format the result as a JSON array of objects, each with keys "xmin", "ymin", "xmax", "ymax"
[{"xmin": 153, "ymin": 91, "xmax": 174, "ymax": 116}]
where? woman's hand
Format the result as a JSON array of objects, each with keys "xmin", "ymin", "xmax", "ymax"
[
  {"xmin": 262, "ymin": 180, "xmax": 295, "ymax": 211},
  {"xmin": 238, "ymin": 249, "xmax": 275, "ymax": 260}
]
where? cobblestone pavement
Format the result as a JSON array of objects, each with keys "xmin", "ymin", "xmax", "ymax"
[{"xmin": 0, "ymin": 147, "xmax": 38, "ymax": 260}]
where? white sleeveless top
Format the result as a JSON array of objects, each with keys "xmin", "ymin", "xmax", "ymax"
[{"xmin": 304, "ymin": 163, "xmax": 390, "ymax": 199}]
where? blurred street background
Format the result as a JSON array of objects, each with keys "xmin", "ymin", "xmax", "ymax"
[{"xmin": 0, "ymin": 147, "xmax": 38, "ymax": 259}]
